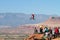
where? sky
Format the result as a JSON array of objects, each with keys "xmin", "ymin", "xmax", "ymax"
[{"xmin": 0, "ymin": 0, "xmax": 60, "ymax": 15}]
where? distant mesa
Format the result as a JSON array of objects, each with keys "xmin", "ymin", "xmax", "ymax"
[{"xmin": 38, "ymin": 17, "xmax": 60, "ymax": 27}]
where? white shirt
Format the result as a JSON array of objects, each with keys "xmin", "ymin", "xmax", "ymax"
[
  {"xmin": 59, "ymin": 29, "xmax": 60, "ymax": 33},
  {"xmin": 52, "ymin": 29, "xmax": 55, "ymax": 35},
  {"xmin": 43, "ymin": 28, "xmax": 46, "ymax": 32}
]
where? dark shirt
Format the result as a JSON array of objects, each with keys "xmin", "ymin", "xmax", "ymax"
[
  {"xmin": 40, "ymin": 28, "xmax": 43, "ymax": 33},
  {"xmin": 49, "ymin": 29, "xmax": 52, "ymax": 34}
]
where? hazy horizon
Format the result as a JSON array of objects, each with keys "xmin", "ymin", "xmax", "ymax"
[{"xmin": 0, "ymin": 13, "xmax": 50, "ymax": 27}]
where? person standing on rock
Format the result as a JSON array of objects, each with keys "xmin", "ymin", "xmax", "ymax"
[
  {"xmin": 39, "ymin": 27, "xmax": 43, "ymax": 34},
  {"xmin": 54, "ymin": 27, "xmax": 59, "ymax": 38},
  {"xmin": 34, "ymin": 27, "xmax": 38, "ymax": 34}
]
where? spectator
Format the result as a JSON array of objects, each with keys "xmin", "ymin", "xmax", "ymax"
[
  {"xmin": 58, "ymin": 27, "xmax": 60, "ymax": 36},
  {"xmin": 48, "ymin": 32, "xmax": 52, "ymax": 40},
  {"xmin": 34, "ymin": 27, "xmax": 38, "ymax": 34},
  {"xmin": 48, "ymin": 27, "xmax": 52, "ymax": 40},
  {"xmin": 52, "ymin": 28, "xmax": 55, "ymax": 38},
  {"xmin": 49, "ymin": 27, "xmax": 52, "ymax": 34},
  {"xmin": 40, "ymin": 27, "xmax": 43, "ymax": 34},
  {"xmin": 45, "ymin": 27, "xmax": 49, "ymax": 32},
  {"xmin": 54, "ymin": 27, "xmax": 59, "ymax": 38}
]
